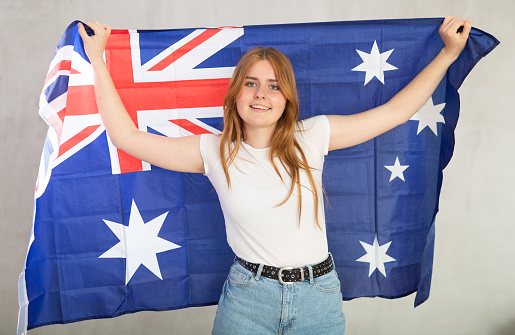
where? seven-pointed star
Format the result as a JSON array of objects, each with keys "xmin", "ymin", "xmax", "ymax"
[
  {"xmin": 410, "ymin": 96, "xmax": 446, "ymax": 135},
  {"xmin": 352, "ymin": 40, "xmax": 398, "ymax": 85},
  {"xmin": 384, "ymin": 156, "xmax": 409, "ymax": 182},
  {"xmin": 356, "ymin": 235, "xmax": 396, "ymax": 277},
  {"xmin": 99, "ymin": 200, "xmax": 180, "ymax": 284}
]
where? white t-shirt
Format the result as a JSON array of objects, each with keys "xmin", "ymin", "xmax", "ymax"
[{"xmin": 200, "ymin": 115, "xmax": 331, "ymax": 267}]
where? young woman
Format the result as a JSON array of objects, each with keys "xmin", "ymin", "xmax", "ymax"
[{"xmin": 78, "ymin": 16, "xmax": 471, "ymax": 334}]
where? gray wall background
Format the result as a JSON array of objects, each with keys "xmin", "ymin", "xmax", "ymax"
[{"xmin": 1, "ymin": 0, "xmax": 512, "ymax": 334}]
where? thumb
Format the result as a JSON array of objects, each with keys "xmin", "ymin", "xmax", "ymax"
[
  {"xmin": 461, "ymin": 17, "xmax": 472, "ymax": 39},
  {"xmin": 77, "ymin": 22, "xmax": 88, "ymax": 39}
]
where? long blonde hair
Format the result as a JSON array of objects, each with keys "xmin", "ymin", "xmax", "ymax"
[{"xmin": 220, "ymin": 47, "xmax": 322, "ymax": 229}]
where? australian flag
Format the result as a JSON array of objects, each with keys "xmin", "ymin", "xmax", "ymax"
[{"xmin": 18, "ymin": 19, "xmax": 498, "ymax": 334}]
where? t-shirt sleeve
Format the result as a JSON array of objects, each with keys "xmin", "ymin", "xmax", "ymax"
[
  {"xmin": 199, "ymin": 134, "xmax": 221, "ymax": 176},
  {"xmin": 296, "ymin": 115, "xmax": 331, "ymax": 156}
]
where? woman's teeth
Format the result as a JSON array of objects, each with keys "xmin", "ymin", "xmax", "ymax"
[{"xmin": 250, "ymin": 105, "xmax": 271, "ymax": 110}]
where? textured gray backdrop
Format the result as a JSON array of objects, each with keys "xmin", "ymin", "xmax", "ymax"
[{"xmin": 1, "ymin": 0, "xmax": 513, "ymax": 334}]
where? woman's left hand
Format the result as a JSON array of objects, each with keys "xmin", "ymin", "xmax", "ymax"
[
  {"xmin": 78, "ymin": 21, "xmax": 112, "ymax": 64},
  {"xmin": 439, "ymin": 16, "xmax": 471, "ymax": 60}
]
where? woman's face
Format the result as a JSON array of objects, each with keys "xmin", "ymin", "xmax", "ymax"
[{"xmin": 235, "ymin": 60, "xmax": 287, "ymax": 134}]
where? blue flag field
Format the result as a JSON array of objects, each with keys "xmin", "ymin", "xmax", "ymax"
[{"xmin": 18, "ymin": 18, "xmax": 498, "ymax": 334}]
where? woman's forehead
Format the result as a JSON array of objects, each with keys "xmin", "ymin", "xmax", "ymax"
[{"xmin": 246, "ymin": 60, "xmax": 277, "ymax": 80}]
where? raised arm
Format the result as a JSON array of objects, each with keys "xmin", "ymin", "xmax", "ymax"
[
  {"xmin": 78, "ymin": 22, "xmax": 205, "ymax": 173},
  {"xmin": 327, "ymin": 16, "xmax": 472, "ymax": 151}
]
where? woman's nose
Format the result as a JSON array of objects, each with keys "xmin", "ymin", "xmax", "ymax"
[{"xmin": 255, "ymin": 85, "xmax": 266, "ymax": 99}]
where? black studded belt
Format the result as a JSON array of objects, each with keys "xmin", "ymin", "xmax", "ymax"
[{"xmin": 236, "ymin": 254, "xmax": 334, "ymax": 285}]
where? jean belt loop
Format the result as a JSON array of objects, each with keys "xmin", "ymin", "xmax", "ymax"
[
  {"xmin": 255, "ymin": 264, "xmax": 264, "ymax": 280},
  {"xmin": 307, "ymin": 264, "xmax": 314, "ymax": 284}
]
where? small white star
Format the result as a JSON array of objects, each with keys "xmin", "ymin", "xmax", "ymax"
[
  {"xmin": 99, "ymin": 200, "xmax": 180, "ymax": 284},
  {"xmin": 352, "ymin": 40, "xmax": 398, "ymax": 85},
  {"xmin": 356, "ymin": 235, "xmax": 396, "ymax": 277},
  {"xmin": 384, "ymin": 156, "xmax": 409, "ymax": 182},
  {"xmin": 410, "ymin": 96, "xmax": 446, "ymax": 135}
]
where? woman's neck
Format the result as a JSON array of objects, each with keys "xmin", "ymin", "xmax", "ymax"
[{"xmin": 242, "ymin": 126, "xmax": 275, "ymax": 149}]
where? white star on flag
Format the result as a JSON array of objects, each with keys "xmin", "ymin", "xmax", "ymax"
[
  {"xmin": 410, "ymin": 96, "xmax": 446, "ymax": 135},
  {"xmin": 356, "ymin": 235, "xmax": 396, "ymax": 277},
  {"xmin": 352, "ymin": 40, "xmax": 398, "ymax": 85},
  {"xmin": 384, "ymin": 156, "xmax": 409, "ymax": 182},
  {"xmin": 99, "ymin": 200, "xmax": 181, "ymax": 284}
]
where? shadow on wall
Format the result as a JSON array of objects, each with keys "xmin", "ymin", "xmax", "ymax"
[{"xmin": 493, "ymin": 318, "xmax": 515, "ymax": 335}]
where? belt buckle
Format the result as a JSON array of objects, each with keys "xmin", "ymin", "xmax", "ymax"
[{"xmin": 278, "ymin": 266, "xmax": 294, "ymax": 285}]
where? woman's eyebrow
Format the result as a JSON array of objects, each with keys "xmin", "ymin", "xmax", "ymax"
[{"xmin": 245, "ymin": 76, "xmax": 278, "ymax": 82}]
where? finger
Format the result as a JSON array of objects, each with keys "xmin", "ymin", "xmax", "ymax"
[
  {"xmin": 95, "ymin": 22, "xmax": 108, "ymax": 32},
  {"xmin": 461, "ymin": 17, "xmax": 472, "ymax": 37},
  {"xmin": 77, "ymin": 22, "xmax": 87, "ymax": 39},
  {"xmin": 87, "ymin": 21, "xmax": 98, "ymax": 29},
  {"xmin": 446, "ymin": 17, "xmax": 464, "ymax": 35},
  {"xmin": 441, "ymin": 15, "xmax": 453, "ymax": 28},
  {"xmin": 87, "ymin": 21, "xmax": 105, "ymax": 35},
  {"xmin": 441, "ymin": 16, "xmax": 462, "ymax": 35},
  {"xmin": 104, "ymin": 24, "xmax": 112, "ymax": 36},
  {"xmin": 439, "ymin": 15, "xmax": 452, "ymax": 34}
]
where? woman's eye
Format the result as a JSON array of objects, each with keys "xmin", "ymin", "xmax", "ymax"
[
  {"xmin": 245, "ymin": 82, "xmax": 256, "ymax": 87},
  {"xmin": 269, "ymin": 85, "xmax": 279, "ymax": 90}
]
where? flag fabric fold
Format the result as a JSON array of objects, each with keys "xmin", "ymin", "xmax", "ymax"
[{"xmin": 18, "ymin": 18, "xmax": 498, "ymax": 333}]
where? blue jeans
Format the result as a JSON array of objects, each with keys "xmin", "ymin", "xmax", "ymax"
[{"xmin": 212, "ymin": 257, "xmax": 345, "ymax": 334}]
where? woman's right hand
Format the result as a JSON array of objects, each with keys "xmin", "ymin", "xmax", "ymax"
[{"xmin": 77, "ymin": 22, "xmax": 112, "ymax": 63}]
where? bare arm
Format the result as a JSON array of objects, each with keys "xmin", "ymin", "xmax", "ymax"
[
  {"xmin": 328, "ymin": 16, "xmax": 472, "ymax": 151},
  {"xmin": 78, "ymin": 22, "xmax": 205, "ymax": 174}
]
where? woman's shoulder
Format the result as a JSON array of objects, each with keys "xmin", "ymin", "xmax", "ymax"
[
  {"xmin": 296, "ymin": 115, "xmax": 329, "ymax": 131},
  {"xmin": 199, "ymin": 133, "xmax": 221, "ymax": 157},
  {"xmin": 295, "ymin": 115, "xmax": 330, "ymax": 155},
  {"xmin": 200, "ymin": 133, "xmax": 221, "ymax": 146},
  {"xmin": 201, "ymin": 133, "xmax": 221, "ymax": 142},
  {"xmin": 199, "ymin": 133, "xmax": 222, "ymax": 176}
]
